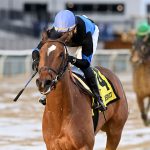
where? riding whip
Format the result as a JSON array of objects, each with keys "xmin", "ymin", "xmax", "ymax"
[{"xmin": 13, "ymin": 71, "xmax": 37, "ymax": 102}]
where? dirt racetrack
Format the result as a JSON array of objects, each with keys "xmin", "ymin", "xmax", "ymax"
[{"xmin": 0, "ymin": 73, "xmax": 150, "ymax": 150}]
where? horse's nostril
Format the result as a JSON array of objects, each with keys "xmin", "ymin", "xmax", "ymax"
[
  {"xmin": 36, "ymin": 78, "xmax": 52, "ymax": 88},
  {"xmin": 45, "ymin": 80, "xmax": 52, "ymax": 86}
]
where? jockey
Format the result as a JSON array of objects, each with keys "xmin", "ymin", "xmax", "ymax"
[
  {"xmin": 32, "ymin": 10, "xmax": 106, "ymax": 111},
  {"xmin": 133, "ymin": 22, "xmax": 150, "ymax": 51}
]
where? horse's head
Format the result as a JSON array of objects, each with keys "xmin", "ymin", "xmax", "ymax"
[
  {"xmin": 36, "ymin": 33, "xmax": 69, "ymax": 94},
  {"xmin": 130, "ymin": 47, "xmax": 142, "ymax": 64},
  {"xmin": 130, "ymin": 36, "xmax": 150, "ymax": 64}
]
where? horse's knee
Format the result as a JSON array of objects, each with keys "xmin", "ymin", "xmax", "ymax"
[{"xmin": 105, "ymin": 128, "xmax": 122, "ymax": 150}]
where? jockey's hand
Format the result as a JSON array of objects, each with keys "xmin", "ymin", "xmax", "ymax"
[
  {"xmin": 32, "ymin": 59, "xmax": 39, "ymax": 71},
  {"xmin": 32, "ymin": 50, "xmax": 40, "ymax": 71},
  {"xmin": 68, "ymin": 55, "xmax": 76, "ymax": 64}
]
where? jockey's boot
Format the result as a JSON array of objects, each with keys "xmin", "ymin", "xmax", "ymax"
[
  {"xmin": 39, "ymin": 95, "xmax": 46, "ymax": 105},
  {"xmin": 86, "ymin": 75, "xmax": 106, "ymax": 112}
]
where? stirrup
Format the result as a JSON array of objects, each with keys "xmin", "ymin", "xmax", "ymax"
[
  {"xmin": 95, "ymin": 101, "xmax": 106, "ymax": 112},
  {"xmin": 39, "ymin": 96, "xmax": 46, "ymax": 105}
]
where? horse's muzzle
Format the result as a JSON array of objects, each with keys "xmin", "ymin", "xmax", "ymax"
[{"xmin": 36, "ymin": 78, "xmax": 52, "ymax": 95}]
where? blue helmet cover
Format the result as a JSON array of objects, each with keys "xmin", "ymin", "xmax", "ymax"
[{"xmin": 54, "ymin": 10, "xmax": 76, "ymax": 32}]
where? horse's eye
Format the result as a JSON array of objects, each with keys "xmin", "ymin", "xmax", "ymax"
[{"xmin": 59, "ymin": 52, "xmax": 64, "ymax": 58}]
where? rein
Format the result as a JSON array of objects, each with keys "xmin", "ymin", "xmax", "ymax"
[{"xmin": 39, "ymin": 40, "xmax": 69, "ymax": 95}]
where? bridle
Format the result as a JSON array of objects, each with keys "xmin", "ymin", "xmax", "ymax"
[{"xmin": 38, "ymin": 40, "xmax": 69, "ymax": 95}]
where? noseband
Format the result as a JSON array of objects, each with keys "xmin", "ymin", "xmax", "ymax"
[{"xmin": 39, "ymin": 40, "xmax": 69, "ymax": 95}]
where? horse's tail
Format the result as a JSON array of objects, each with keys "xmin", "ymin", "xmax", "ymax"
[{"xmin": 146, "ymin": 97, "xmax": 150, "ymax": 113}]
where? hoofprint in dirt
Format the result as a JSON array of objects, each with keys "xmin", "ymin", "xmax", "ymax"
[{"xmin": 0, "ymin": 73, "xmax": 150, "ymax": 150}]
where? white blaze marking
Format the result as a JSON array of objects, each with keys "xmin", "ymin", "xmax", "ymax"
[{"xmin": 47, "ymin": 45, "xmax": 56, "ymax": 56}]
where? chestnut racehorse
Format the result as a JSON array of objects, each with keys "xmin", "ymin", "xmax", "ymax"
[
  {"xmin": 36, "ymin": 34, "xmax": 128, "ymax": 150},
  {"xmin": 130, "ymin": 38, "xmax": 150, "ymax": 126}
]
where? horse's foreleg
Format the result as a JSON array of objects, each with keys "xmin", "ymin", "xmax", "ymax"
[
  {"xmin": 145, "ymin": 97, "xmax": 150, "ymax": 126},
  {"xmin": 105, "ymin": 128, "xmax": 122, "ymax": 150},
  {"xmin": 79, "ymin": 145, "xmax": 92, "ymax": 150},
  {"xmin": 136, "ymin": 95, "xmax": 147, "ymax": 125},
  {"xmin": 146, "ymin": 97, "xmax": 150, "ymax": 113}
]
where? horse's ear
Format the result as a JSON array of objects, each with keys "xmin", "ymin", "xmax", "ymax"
[{"xmin": 41, "ymin": 30, "xmax": 48, "ymax": 43}]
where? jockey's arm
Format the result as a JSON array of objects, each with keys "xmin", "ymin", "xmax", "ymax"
[
  {"xmin": 82, "ymin": 32, "xmax": 93, "ymax": 62},
  {"xmin": 68, "ymin": 32, "xmax": 93, "ymax": 69}
]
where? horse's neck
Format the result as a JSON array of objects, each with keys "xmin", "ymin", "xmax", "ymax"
[{"xmin": 46, "ymin": 70, "xmax": 74, "ymax": 129}]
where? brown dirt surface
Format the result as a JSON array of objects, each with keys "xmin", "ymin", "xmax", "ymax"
[{"xmin": 0, "ymin": 73, "xmax": 150, "ymax": 150}]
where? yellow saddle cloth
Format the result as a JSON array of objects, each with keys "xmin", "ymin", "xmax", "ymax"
[{"xmin": 72, "ymin": 68, "xmax": 119, "ymax": 107}]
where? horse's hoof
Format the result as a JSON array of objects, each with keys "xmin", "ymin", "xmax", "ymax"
[
  {"xmin": 143, "ymin": 120, "xmax": 150, "ymax": 126},
  {"xmin": 144, "ymin": 119, "xmax": 150, "ymax": 126}
]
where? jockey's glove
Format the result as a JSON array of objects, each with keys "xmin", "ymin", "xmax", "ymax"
[
  {"xmin": 68, "ymin": 56, "xmax": 77, "ymax": 64},
  {"xmin": 32, "ymin": 59, "xmax": 39, "ymax": 71},
  {"xmin": 32, "ymin": 50, "xmax": 40, "ymax": 71},
  {"xmin": 68, "ymin": 55, "xmax": 90, "ymax": 69}
]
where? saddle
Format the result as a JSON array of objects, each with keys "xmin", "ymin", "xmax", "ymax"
[{"xmin": 71, "ymin": 67, "xmax": 119, "ymax": 107}]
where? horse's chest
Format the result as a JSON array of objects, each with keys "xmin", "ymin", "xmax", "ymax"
[
  {"xmin": 47, "ymin": 137, "xmax": 77, "ymax": 150},
  {"xmin": 133, "ymin": 64, "xmax": 150, "ymax": 94}
]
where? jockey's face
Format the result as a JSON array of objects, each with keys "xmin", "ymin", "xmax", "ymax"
[{"xmin": 62, "ymin": 26, "xmax": 76, "ymax": 36}]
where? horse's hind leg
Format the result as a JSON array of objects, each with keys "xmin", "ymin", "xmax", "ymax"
[
  {"xmin": 146, "ymin": 97, "xmax": 150, "ymax": 125},
  {"xmin": 105, "ymin": 127, "xmax": 123, "ymax": 150}
]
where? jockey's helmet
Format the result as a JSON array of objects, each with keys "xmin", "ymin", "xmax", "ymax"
[
  {"xmin": 137, "ymin": 22, "xmax": 150, "ymax": 36},
  {"xmin": 53, "ymin": 10, "xmax": 76, "ymax": 32}
]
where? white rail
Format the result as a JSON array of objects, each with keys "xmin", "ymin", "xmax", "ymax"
[
  {"xmin": 0, "ymin": 49, "xmax": 32, "ymax": 56},
  {"xmin": 0, "ymin": 49, "xmax": 130, "ymax": 55},
  {"xmin": 0, "ymin": 49, "xmax": 131, "ymax": 78}
]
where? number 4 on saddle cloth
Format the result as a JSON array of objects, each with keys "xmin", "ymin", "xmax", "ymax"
[{"xmin": 71, "ymin": 66, "xmax": 119, "ymax": 131}]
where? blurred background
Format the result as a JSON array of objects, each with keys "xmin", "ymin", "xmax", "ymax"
[
  {"xmin": 1, "ymin": 0, "xmax": 150, "ymax": 76},
  {"xmin": 0, "ymin": 0, "xmax": 150, "ymax": 150}
]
